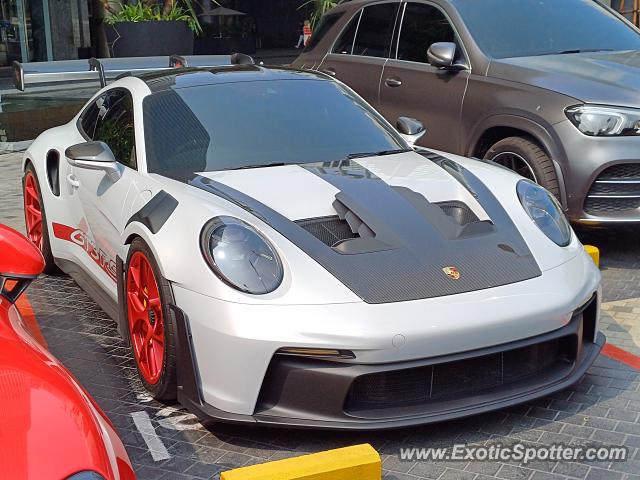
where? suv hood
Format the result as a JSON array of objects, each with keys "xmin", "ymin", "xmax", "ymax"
[{"xmin": 490, "ymin": 50, "xmax": 640, "ymax": 107}]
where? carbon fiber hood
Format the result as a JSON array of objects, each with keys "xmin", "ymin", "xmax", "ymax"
[{"xmin": 187, "ymin": 152, "xmax": 541, "ymax": 304}]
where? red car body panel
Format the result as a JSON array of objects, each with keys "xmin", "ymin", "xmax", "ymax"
[
  {"xmin": 0, "ymin": 225, "xmax": 44, "ymax": 277},
  {"xmin": 0, "ymin": 225, "xmax": 135, "ymax": 480}
]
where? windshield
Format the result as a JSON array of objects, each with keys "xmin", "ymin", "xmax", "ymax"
[
  {"xmin": 143, "ymin": 79, "xmax": 404, "ymax": 177},
  {"xmin": 454, "ymin": 0, "xmax": 640, "ymax": 59}
]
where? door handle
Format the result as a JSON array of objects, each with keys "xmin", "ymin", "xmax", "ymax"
[
  {"xmin": 385, "ymin": 77, "xmax": 402, "ymax": 87},
  {"xmin": 321, "ymin": 68, "xmax": 336, "ymax": 77},
  {"xmin": 66, "ymin": 173, "xmax": 80, "ymax": 188}
]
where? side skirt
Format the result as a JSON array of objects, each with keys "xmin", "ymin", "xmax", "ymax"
[
  {"xmin": 56, "ymin": 257, "xmax": 119, "ymax": 322},
  {"xmin": 116, "ymin": 255, "xmax": 130, "ymax": 345}
]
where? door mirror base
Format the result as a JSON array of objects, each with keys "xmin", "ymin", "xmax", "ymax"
[
  {"xmin": 397, "ymin": 117, "xmax": 426, "ymax": 145},
  {"xmin": 427, "ymin": 42, "xmax": 463, "ymax": 70},
  {"xmin": 65, "ymin": 141, "xmax": 122, "ymax": 182}
]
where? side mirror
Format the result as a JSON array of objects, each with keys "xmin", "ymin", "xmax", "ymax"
[
  {"xmin": 397, "ymin": 117, "xmax": 426, "ymax": 145},
  {"xmin": 427, "ymin": 42, "xmax": 465, "ymax": 70},
  {"xmin": 0, "ymin": 224, "xmax": 44, "ymax": 303},
  {"xmin": 65, "ymin": 141, "xmax": 122, "ymax": 182}
]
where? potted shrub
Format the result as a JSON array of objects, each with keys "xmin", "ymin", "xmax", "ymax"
[{"xmin": 102, "ymin": 0, "xmax": 203, "ymax": 57}]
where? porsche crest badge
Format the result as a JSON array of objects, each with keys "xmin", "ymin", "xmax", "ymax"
[{"xmin": 442, "ymin": 266, "xmax": 461, "ymax": 280}]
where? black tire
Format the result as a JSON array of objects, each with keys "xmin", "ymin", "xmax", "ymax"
[
  {"xmin": 125, "ymin": 238, "xmax": 178, "ymax": 402},
  {"xmin": 484, "ymin": 136, "xmax": 560, "ymax": 198},
  {"xmin": 23, "ymin": 163, "xmax": 61, "ymax": 275}
]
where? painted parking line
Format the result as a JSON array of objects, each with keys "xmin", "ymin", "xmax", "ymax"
[
  {"xmin": 130, "ymin": 411, "xmax": 172, "ymax": 462},
  {"xmin": 602, "ymin": 342, "xmax": 640, "ymax": 370}
]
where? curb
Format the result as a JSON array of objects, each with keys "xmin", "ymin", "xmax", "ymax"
[{"xmin": 220, "ymin": 444, "xmax": 381, "ymax": 480}]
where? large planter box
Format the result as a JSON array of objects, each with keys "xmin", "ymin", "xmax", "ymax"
[
  {"xmin": 106, "ymin": 21, "xmax": 194, "ymax": 57},
  {"xmin": 194, "ymin": 36, "xmax": 256, "ymax": 55}
]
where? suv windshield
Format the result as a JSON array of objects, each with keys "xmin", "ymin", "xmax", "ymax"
[
  {"xmin": 143, "ymin": 79, "xmax": 404, "ymax": 177},
  {"xmin": 454, "ymin": 0, "xmax": 640, "ymax": 59}
]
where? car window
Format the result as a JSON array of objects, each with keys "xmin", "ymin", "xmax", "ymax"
[
  {"xmin": 454, "ymin": 0, "xmax": 640, "ymax": 59},
  {"xmin": 332, "ymin": 11, "xmax": 361, "ymax": 54},
  {"xmin": 94, "ymin": 89, "xmax": 137, "ymax": 170},
  {"xmin": 304, "ymin": 11, "xmax": 343, "ymax": 52},
  {"xmin": 397, "ymin": 2, "xmax": 455, "ymax": 63},
  {"xmin": 352, "ymin": 3, "xmax": 400, "ymax": 58},
  {"xmin": 79, "ymin": 100, "xmax": 100, "ymax": 139},
  {"xmin": 143, "ymin": 79, "xmax": 405, "ymax": 177}
]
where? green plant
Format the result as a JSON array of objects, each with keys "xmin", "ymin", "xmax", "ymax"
[
  {"xmin": 298, "ymin": 0, "xmax": 337, "ymax": 29},
  {"xmin": 103, "ymin": 1, "xmax": 212, "ymax": 34}
]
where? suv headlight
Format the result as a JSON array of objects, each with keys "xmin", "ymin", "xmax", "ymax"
[
  {"xmin": 566, "ymin": 104, "xmax": 640, "ymax": 136},
  {"xmin": 200, "ymin": 217, "xmax": 283, "ymax": 294},
  {"xmin": 517, "ymin": 180, "xmax": 572, "ymax": 247}
]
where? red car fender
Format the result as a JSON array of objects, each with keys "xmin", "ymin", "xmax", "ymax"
[{"xmin": 0, "ymin": 224, "xmax": 135, "ymax": 480}]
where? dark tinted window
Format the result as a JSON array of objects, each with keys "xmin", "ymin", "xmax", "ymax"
[
  {"xmin": 455, "ymin": 0, "xmax": 640, "ymax": 58},
  {"xmin": 332, "ymin": 11, "xmax": 361, "ymax": 54},
  {"xmin": 305, "ymin": 12, "xmax": 343, "ymax": 51},
  {"xmin": 94, "ymin": 89, "xmax": 136, "ymax": 169},
  {"xmin": 143, "ymin": 79, "xmax": 403, "ymax": 176},
  {"xmin": 80, "ymin": 101, "xmax": 100, "ymax": 139},
  {"xmin": 397, "ymin": 3, "xmax": 455, "ymax": 62},
  {"xmin": 352, "ymin": 3, "xmax": 399, "ymax": 57}
]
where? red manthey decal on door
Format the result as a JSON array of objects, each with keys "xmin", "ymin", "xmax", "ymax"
[{"xmin": 52, "ymin": 222, "xmax": 117, "ymax": 282}]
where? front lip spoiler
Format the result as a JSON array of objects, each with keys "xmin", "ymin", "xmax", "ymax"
[
  {"xmin": 172, "ymin": 304, "xmax": 605, "ymax": 431},
  {"xmin": 181, "ymin": 335, "xmax": 604, "ymax": 431}
]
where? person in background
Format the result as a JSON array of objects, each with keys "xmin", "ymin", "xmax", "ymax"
[
  {"xmin": 303, "ymin": 20, "xmax": 312, "ymax": 46},
  {"xmin": 294, "ymin": 21, "xmax": 305, "ymax": 48}
]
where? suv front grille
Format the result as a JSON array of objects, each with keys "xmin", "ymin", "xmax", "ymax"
[{"xmin": 585, "ymin": 163, "xmax": 640, "ymax": 215}]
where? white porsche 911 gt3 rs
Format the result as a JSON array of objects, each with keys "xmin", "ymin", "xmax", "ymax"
[{"xmin": 21, "ymin": 57, "xmax": 603, "ymax": 429}]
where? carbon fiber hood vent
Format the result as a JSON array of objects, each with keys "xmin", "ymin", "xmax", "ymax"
[
  {"xmin": 295, "ymin": 216, "xmax": 358, "ymax": 247},
  {"xmin": 436, "ymin": 201, "xmax": 479, "ymax": 226},
  {"xmin": 187, "ymin": 155, "xmax": 541, "ymax": 304}
]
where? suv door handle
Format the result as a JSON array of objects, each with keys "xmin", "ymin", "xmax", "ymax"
[
  {"xmin": 66, "ymin": 173, "xmax": 80, "ymax": 188},
  {"xmin": 385, "ymin": 77, "xmax": 402, "ymax": 87},
  {"xmin": 321, "ymin": 67, "xmax": 336, "ymax": 77}
]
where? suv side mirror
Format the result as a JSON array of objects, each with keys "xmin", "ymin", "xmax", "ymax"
[
  {"xmin": 65, "ymin": 141, "xmax": 122, "ymax": 182},
  {"xmin": 427, "ymin": 42, "xmax": 465, "ymax": 70},
  {"xmin": 0, "ymin": 224, "xmax": 44, "ymax": 303},
  {"xmin": 397, "ymin": 117, "xmax": 426, "ymax": 145}
]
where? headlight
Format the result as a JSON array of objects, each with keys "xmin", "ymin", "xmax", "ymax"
[
  {"xmin": 200, "ymin": 216, "xmax": 283, "ymax": 294},
  {"xmin": 566, "ymin": 104, "xmax": 640, "ymax": 136},
  {"xmin": 516, "ymin": 180, "xmax": 572, "ymax": 247}
]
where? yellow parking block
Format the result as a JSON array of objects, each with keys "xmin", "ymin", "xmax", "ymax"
[
  {"xmin": 220, "ymin": 444, "xmax": 381, "ymax": 480},
  {"xmin": 584, "ymin": 245, "xmax": 600, "ymax": 267}
]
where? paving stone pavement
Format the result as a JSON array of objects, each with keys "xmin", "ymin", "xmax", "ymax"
[{"xmin": 1, "ymin": 152, "xmax": 639, "ymax": 480}]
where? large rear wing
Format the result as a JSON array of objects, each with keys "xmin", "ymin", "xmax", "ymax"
[{"xmin": 12, "ymin": 53, "xmax": 255, "ymax": 91}]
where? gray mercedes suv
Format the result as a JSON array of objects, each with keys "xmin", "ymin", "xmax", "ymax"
[{"xmin": 292, "ymin": 0, "xmax": 640, "ymax": 224}]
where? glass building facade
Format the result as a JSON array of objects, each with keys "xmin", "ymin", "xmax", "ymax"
[{"xmin": 0, "ymin": 0, "xmax": 90, "ymax": 66}]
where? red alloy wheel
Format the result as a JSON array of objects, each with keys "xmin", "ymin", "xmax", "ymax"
[
  {"xmin": 23, "ymin": 172, "xmax": 44, "ymax": 251},
  {"xmin": 127, "ymin": 251, "xmax": 165, "ymax": 385}
]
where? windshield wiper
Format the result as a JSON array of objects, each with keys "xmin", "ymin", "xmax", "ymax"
[
  {"xmin": 536, "ymin": 48, "xmax": 614, "ymax": 56},
  {"xmin": 231, "ymin": 162, "xmax": 287, "ymax": 170},
  {"xmin": 346, "ymin": 148, "xmax": 412, "ymax": 159}
]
